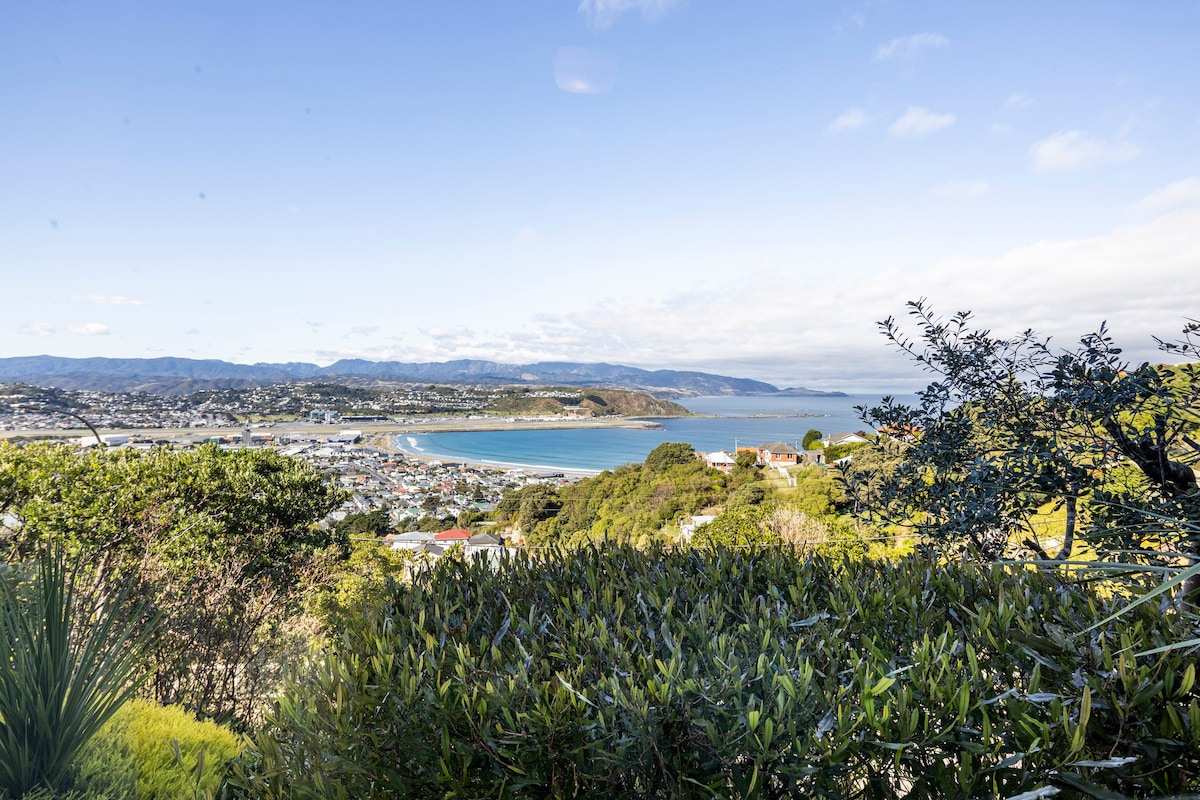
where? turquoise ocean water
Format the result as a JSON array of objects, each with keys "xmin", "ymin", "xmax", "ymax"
[{"xmin": 393, "ymin": 394, "xmax": 916, "ymax": 474}]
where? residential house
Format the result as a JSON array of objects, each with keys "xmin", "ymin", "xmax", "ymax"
[
  {"xmin": 822, "ymin": 431, "xmax": 869, "ymax": 447},
  {"xmin": 384, "ymin": 531, "xmax": 435, "ymax": 550},
  {"xmin": 679, "ymin": 514, "xmax": 717, "ymax": 543},
  {"xmin": 705, "ymin": 450, "xmax": 737, "ymax": 472},
  {"xmin": 801, "ymin": 449, "xmax": 828, "ymax": 466},
  {"xmin": 757, "ymin": 442, "xmax": 801, "ymax": 465}
]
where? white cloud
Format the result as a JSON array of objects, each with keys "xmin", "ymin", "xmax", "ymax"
[
  {"xmin": 828, "ymin": 107, "xmax": 872, "ymax": 134},
  {"xmin": 422, "ymin": 326, "xmax": 474, "ymax": 342},
  {"xmin": 578, "ymin": 0, "xmax": 681, "ymax": 29},
  {"xmin": 1130, "ymin": 177, "xmax": 1200, "ymax": 215},
  {"xmin": 79, "ymin": 294, "xmax": 144, "ymax": 306},
  {"xmin": 344, "ymin": 325, "xmax": 380, "ymax": 338},
  {"xmin": 67, "ymin": 323, "xmax": 110, "ymax": 336},
  {"xmin": 1029, "ymin": 130, "xmax": 1140, "ymax": 173},
  {"xmin": 20, "ymin": 322, "xmax": 54, "ymax": 337},
  {"xmin": 889, "ymin": 106, "xmax": 956, "ymax": 138},
  {"xmin": 554, "ymin": 47, "xmax": 616, "ymax": 94},
  {"xmin": 928, "ymin": 180, "xmax": 989, "ymax": 199},
  {"xmin": 989, "ymin": 122, "xmax": 1015, "ymax": 136},
  {"xmin": 875, "ymin": 32, "xmax": 948, "ymax": 61},
  {"xmin": 429, "ymin": 207, "xmax": 1200, "ymax": 391},
  {"xmin": 1005, "ymin": 93, "xmax": 1033, "ymax": 109}
]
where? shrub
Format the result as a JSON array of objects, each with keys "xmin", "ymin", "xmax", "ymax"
[
  {"xmin": 232, "ymin": 546, "xmax": 1200, "ymax": 798},
  {"xmin": 92, "ymin": 699, "xmax": 243, "ymax": 800},
  {"xmin": 0, "ymin": 546, "xmax": 156, "ymax": 799}
]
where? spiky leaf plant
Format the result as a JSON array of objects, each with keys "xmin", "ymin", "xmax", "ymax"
[{"xmin": 0, "ymin": 545, "xmax": 158, "ymax": 798}]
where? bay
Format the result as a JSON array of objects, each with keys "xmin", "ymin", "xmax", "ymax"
[{"xmin": 394, "ymin": 394, "xmax": 915, "ymax": 474}]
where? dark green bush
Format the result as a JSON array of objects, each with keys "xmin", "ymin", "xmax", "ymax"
[{"xmin": 231, "ymin": 546, "xmax": 1200, "ymax": 799}]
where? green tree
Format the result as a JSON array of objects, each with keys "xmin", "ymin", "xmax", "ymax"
[
  {"xmin": 643, "ymin": 442, "xmax": 696, "ymax": 474},
  {"xmin": 313, "ymin": 540, "xmax": 414, "ymax": 632},
  {"xmin": 692, "ymin": 504, "xmax": 777, "ymax": 547},
  {"xmin": 848, "ymin": 302, "xmax": 1200, "ymax": 582},
  {"xmin": 734, "ymin": 449, "xmax": 758, "ymax": 470},
  {"xmin": 518, "ymin": 483, "xmax": 562, "ymax": 527},
  {"xmin": 726, "ymin": 483, "xmax": 766, "ymax": 508},
  {"xmin": 802, "ymin": 429, "xmax": 823, "ymax": 450},
  {"xmin": 0, "ymin": 442, "xmax": 346, "ymax": 725},
  {"xmin": 333, "ymin": 509, "xmax": 390, "ymax": 539}
]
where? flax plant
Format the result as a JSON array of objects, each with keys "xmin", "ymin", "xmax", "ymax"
[{"xmin": 0, "ymin": 545, "xmax": 158, "ymax": 798}]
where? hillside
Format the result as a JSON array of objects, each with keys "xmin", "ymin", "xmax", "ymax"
[
  {"xmin": 0, "ymin": 355, "xmax": 844, "ymax": 398},
  {"xmin": 485, "ymin": 388, "xmax": 690, "ymax": 417}
]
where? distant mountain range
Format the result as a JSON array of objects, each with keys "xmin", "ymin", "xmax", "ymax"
[{"xmin": 0, "ymin": 355, "xmax": 845, "ymax": 398}]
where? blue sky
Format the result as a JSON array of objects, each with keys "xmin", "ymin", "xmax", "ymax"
[{"xmin": 4, "ymin": 0, "xmax": 1199, "ymax": 391}]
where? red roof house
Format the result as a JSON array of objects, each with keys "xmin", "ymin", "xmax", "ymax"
[{"xmin": 433, "ymin": 528, "xmax": 471, "ymax": 542}]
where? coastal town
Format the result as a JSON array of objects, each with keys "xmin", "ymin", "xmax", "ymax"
[
  {"xmin": 0, "ymin": 380, "xmax": 874, "ymax": 558},
  {"xmin": 0, "ymin": 380, "xmax": 646, "ymax": 548},
  {"xmin": 0, "ymin": 381, "xmax": 608, "ymax": 432}
]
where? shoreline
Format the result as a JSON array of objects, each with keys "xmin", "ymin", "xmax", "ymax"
[
  {"xmin": 382, "ymin": 433, "xmax": 602, "ymax": 478},
  {"xmin": 1, "ymin": 416, "xmax": 654, "ymax": 478},
  {"xmin": 0, "ymin": 414, "xmax": 669, "ymax": 442}
]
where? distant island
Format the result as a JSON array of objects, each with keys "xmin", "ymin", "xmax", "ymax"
[{"xmin": 0, "ymin": 355, "xmax": 846, "ymax": 398}]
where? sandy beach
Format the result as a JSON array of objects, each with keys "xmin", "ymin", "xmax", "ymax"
[{"xmin": 0, "ymin": 415, "xmax": 666, "ymax": 443}]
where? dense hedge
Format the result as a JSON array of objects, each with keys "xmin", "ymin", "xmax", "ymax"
[{"xmin": 231, "ymin": 547, "xmax": 1200, "ymax": 799}]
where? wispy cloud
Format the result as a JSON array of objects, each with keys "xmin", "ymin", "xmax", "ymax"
[
  {"xmin": 875, "ymin": 32, "xmax": 948, "ymax": 61},
  {"xmin": 989, "ymin": 122, "xmax": 1015, "ymax": 136},
  {"xmin": 578, "ymin": 0, "xmax": 681, "ymax": 29},
  {"xmin": 343, "ymin": 325, "xmax": 380, "ymax": 338},
  {"xmin": 1029, "ymin": 130, "xmax": 1140, "ymax": 173},
  {"xmin": 20, "ymin": 322, "xmax": 54, "ymax": 337},
  {"xmin": 828, "ymin": 107, "xmax": 872, "ymax": 134},
  {"xmin": 422, "ymin": 326, "xmax": 474, "ymax": 343},
  {"xmin": 17, "ymin": 321, "xmax": 110, "ymax": 337},
  {"xmin": 554, "ymin": 46, "xmax": 616, "ymax": 94},
  {"xmin": 78, "ymin": 294, "xmax": 144, "ymax": 306},
  {"xmin": 1004, "ymin": 93, "xmax": 1033, "ymax": 109},
  {"xmin": 1131, "ymin": 177, "xmax": 1200, "ymax": 215},
  {"xmin": 889, "ymin": 106, "xmax": 956, "ymax": 138},
  {"xmin": 929, "ymin": 180, "xmax": 989, "ymax": 200},
  {"xmin": 67, "ymin": 323, "xmax": 110, "ymax": 336}
]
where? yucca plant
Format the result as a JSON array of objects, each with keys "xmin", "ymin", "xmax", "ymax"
[{"xmin": 0, "ymin": 544, "xmax": 159, "ymax": 798}]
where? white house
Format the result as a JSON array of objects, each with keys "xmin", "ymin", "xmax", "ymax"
[
  {"xmin": 705, "ymin": 450, "xmax": 737, "ymax": 472},
  {"xmin": 822, "ymin": 431, "xmax": 869, "ymax": 447}
]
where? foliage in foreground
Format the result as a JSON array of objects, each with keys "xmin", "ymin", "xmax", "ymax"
[
  {"xmin": 89, "ymin": 699, "xmax": 243, "ymax": 800},
  {"xmin": 0, "ymin": 442, "xmax": 346, "ymax": 726},
  {"xmin": 0, "ymin": 546, "xmax": 156, "ymax": 799},
  {"xmin": 231, "ymin": 546, "xmax": 1200, "ymax": 799},
  {"xmin": 846, "ymin": 302, "xmax": 1200, "ymax": 573}
]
